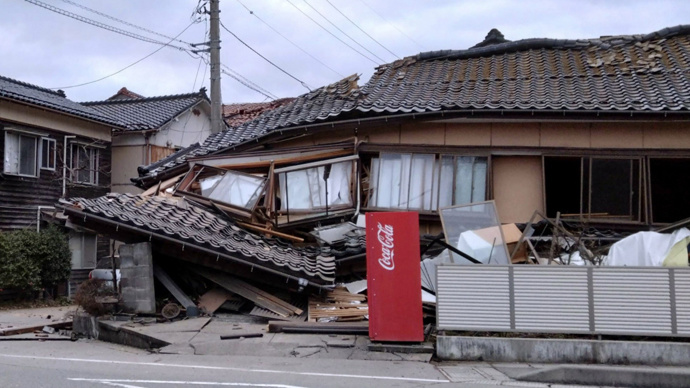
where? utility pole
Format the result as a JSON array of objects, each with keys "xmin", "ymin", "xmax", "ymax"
[{"xmin": 209, "ymin": 0, "xmax": 223, "ymax": 134}]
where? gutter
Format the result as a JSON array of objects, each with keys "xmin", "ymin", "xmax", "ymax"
[{"xmin": 59, "ymin": 205, "xmax": 331, "ymax": 290}]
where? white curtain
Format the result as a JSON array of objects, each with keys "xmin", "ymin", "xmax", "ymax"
[{"xmin": 279, "ymin": 161, "xmax": 353, "ymax": 211}]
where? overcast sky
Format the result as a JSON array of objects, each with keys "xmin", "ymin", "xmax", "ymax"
[{"xmin": 1, "ymin": 0, "xmax": 689, "ymax": 104}]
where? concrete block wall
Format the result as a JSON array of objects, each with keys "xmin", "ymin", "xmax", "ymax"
[{"xmin": 119, "ymin": 242, "xmax": 156, "ymax": 314}]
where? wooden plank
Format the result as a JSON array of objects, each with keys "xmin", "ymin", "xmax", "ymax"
[
  {"xmin": 141, "ymin": 173, "xmax": 184, "ymax": 196},
  {"xmin": 236, "ymin": 221, "xmax": 304, "ymax": 242},
  {"xmin": 153, "ymin": 265, "xmax": 199, "ymax": 317},
  {"xmin": 193, "ymin": 268, "xmax": 300, "ymax": 317},
  {"xmin": 0, "ymin": 321, "xmax": 71, "ymax": 337},
  {"xmin": 197, "ymin": 288, "xmax": 233, "ymax": 314}
]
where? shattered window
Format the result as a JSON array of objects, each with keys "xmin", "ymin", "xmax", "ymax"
[
  {"xmin": 369, "ymin": 153, "xmax": 487, "ymax": 212},
  {"xmin": 3, "ymin": 131, "xmax": 38, "ymax": 177},
  {"xmin": 176, "ymin": 165, "xmax": 267, "ymax": 213},
  {"xmin": 278, "ymin": 160, "xmax": 354, "ymax": 211},
  {"xmin": 201, "ymin": 171, "xmax": 264, "ymax": 209}
]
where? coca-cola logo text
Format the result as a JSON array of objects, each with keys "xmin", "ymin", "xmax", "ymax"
[{"xmin": 377, "ymin": 222, "xmax": 395, "ymax": 270}]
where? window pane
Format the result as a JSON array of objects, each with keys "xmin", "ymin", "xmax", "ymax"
[
  {"xmin": 374, "ymin": 153, "xmax": 403, "ymax": 208},
  {"xmin": 77, "ymin": 147, "xmax": 90, "ymax": 182},
  {"xmin": 19, "ymin": 135, "xmax": 36, "ymax": 176},
  {"xmin": 435, "ymin": 156, "xmax": 454, "ymax": 209},
  {"xmin": 590, "ymin": 158, "xmax": 632, "ymax": 217},
  {"xmin": 650, "ymin": 158, "xmax": 690, "ymax": 223},
  {"xmin": 208, "ymin": 171, "xmax": 264, "ymax": 209},
  {"xmin": 544, "ymin": 156, "xmax": 582, "ymax": 218},
  {"xmin": 41, "ymin": 139, "xmax": 55, "ymax": 169},
  {"xmin": 4, "ymin": 132, "xmax": 19, "ymax": 174},
  {"xmin": 404, "ymin": 154, "xmax": 435, "ymax": 210},
  {"xmin": 279, "ymin": 161, "xmax": 353, "ymax": 211},
  {"xmin": 453, "ymin": 157, "xmax": 486, "ymax": 205}
]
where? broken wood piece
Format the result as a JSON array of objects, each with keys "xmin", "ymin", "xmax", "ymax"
[
  {"xmin": 236, "ymin": 221, "xmax": 304, "ymax": 242},
  {"xmin": 198, "ymin": 288, "xmax": 234, "ymax": 314},
  {"xmin": 141, "ymin": 173, "xmax": 184, "ymax": 196},
  {"xmin": 220, "ymin": 332, "xmax": 264, "ymax": 340},
  {"xmin": 153, "ymin": 265, "xmax": 199, "ymax": 317},
  {"xmin": 0, "ymin": 321, "xmax": 71, "ymax": 337},
  {"xmin": 193, "ymin": 267, "xmax": 302, "ymax": 317}
]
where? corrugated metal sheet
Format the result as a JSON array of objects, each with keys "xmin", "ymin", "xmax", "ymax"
[
  {"xmin": 674, "ymin": 271, "xmax": 690, "ymax": 335},
  {"xmin": 593, "ymin": 268, "xmax": 672, "ymax": 334},
  {"xmin": 437, "ymin": 265, "xmax": 510, "ymax": 331},
  {"xmin": 513, "ymin": 266, "xmax": 590, "ymax": 332}
]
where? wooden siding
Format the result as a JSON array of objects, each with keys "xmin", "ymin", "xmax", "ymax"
[{"xmin": 0, "ymin": 121, "xmax": 111, "ymax": 230}]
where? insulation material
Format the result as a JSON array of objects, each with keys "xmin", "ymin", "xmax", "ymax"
[{"xmin": 604, "ymin": 227, "xmax": 690, "ymax": 267}]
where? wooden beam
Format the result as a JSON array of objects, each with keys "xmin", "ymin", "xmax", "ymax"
[{"xmin": 236, "ymin": 221, "xmax": 304, "ymax": 242}]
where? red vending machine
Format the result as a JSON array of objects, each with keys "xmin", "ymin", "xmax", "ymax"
[{"xmin": 366, "ymin": 212, "xmax": 424, "ymax": 342}]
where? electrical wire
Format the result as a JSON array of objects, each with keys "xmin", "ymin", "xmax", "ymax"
[
  {"xmin": 234, "ymin": 0, "xmax": 344, "ymax": 78},
  {"xmin": 358, "ymin": 0, "xmax": 426, "ymax": 51},
  {"xmin": 58, "ymin": 0, "xmax": 198, "ymax": 46},
  {"xmin": 50, "ymin": 21, "xmax": 197, "ymax": 90},
  {"xmin": 285, "ymin": 0, "xmax": 379, "ymax": 65},
  {"xmin": 221, "ymin": 65, "xmax": 278, "ymax": 100},
  {"xmin": 24, "ymin": 0, "xmax": 190, "ymax": 51},
  {"xmin": 302, "ymin": 0, "xmax": 386, "ymax": 63},
  {"xmin": 325, "ymin": 0, "xmax": 399, "ymax": 60},
  {"xmin": 220, "ymin": 20, "xmax": 312, "ymax": 92}
]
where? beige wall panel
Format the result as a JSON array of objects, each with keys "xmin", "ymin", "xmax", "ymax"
[
  {"xmin": 491, "ymin": 123, "xmax": 540, "ymax": 146},
  {"xmin": 643, "ymin": 122, "xmax": 690, "ymax": 149},
  {"xmin": 361, "ymin": 125, "xmax": 400, "ymax": 144},
  {"xmin": 274, "ymin": 135, "xmax": 316, "ymax": 148},
  {"xmin": 590, "ymin": 122, "xmax": 644, "ymax": 148},
  {"xmin": 312, "ymin": 128, "xmax": 355, "ymax": 145},
  {"xmin": 111, "ymin": 145, "xmax": 145, "ymax": 194},
  {"xmin": 444, "ymin": 123, "xmax": 491, "ymax": 146},
  {"xmin": 492, "ymin": 156, "xmax": 544, "ymax": 224},
  {"xmin": 400, "ymin": 122, "xmax": 445, "ymax": 145},
  {"xmin": 0, "ymin": 101, "xmax": 112, "ymax": 141},
  {"xmin": 540, "ymin": 123, "xmax": 591, "ymax": 148}
]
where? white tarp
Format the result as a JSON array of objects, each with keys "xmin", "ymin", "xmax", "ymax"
[{"xmin": 604, "ymin": 227, "xmax": 690, "ymax": 267}]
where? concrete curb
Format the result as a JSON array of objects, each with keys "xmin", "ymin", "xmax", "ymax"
[
  {"xmin": 437, "ymin": 335, "xmax": 690, "ymax": 366},
  {"xmin": 514, "ymin": 365, "xmax": 690, "ymax": 388}
]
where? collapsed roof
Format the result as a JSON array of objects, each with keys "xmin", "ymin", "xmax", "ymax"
[{"xmin": 134, "ymin": 25, "xmax": 690, "ymax": 186}]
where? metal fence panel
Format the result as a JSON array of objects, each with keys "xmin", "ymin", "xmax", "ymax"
[
  {"xmin": 674, "ymin": 270, "xmax": 690, "ymax": 335},
  {"xmin": 513, "ymin": 266, "xmax": 590, "ymax": 332},
  {"xmin": 437, "ymin": 265, "xmax": 690, "ymax": 337},
  {"xmin": 592, "ymin": 268, "xmax": 672, "ymax": 334},
  {"xmin": 437, "ymin": 266, "xmax": 510, "ymax": 331}
]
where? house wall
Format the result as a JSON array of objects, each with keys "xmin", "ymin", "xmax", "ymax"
[
  {"xmin": 0, "ymin": 100, "xmax": 111, "ymax": 142},
  {"xmin": 0, "ymin": 120, "xmax": 111, "ymax": 230},
  {"xmin": 149, "ymin": 107, "xmax": 212, "ymax": 149},
  {"xmin": 111, "ymin": 144, "xmax": 144, "ymax": 194},
  {"xmin": 273, "ymin": 119, "xmax": 690, "ymax": 224}
]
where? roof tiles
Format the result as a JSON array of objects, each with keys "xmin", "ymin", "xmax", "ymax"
[
  {"xmin": 0, "ymin": 75, "xmax": 121, "ymax": 126},
  {"xmin": 62, "ymin": 193, "xmax": 336, "ymax": 284}
]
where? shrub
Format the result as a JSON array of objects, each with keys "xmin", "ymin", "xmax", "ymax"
[{"xmin": 0, "ymin": 226, "xmax": 72, "ymax": 297}]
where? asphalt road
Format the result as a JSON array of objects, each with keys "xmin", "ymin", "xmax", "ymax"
[{"xmin": 0, "ymin": 339, "xmax": 454, "ymax": 388}]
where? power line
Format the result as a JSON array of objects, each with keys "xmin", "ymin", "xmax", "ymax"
[
  {"xmin": 285, "ymin": 0, "xmax": 379, "ymax": 65},
  {"xmin": 24, "ymin": 0, "xmax": 190, "ymax": 52},
  {"xmin": 58, "ymin": 0, "xmax": 198, "ymax": 46},
  {"xmin": 220, "ymin": 21, "xmax": 311, "ymax": 92},
  {"xmin": 325, "ymin": 0, "xmax": 399, "ymax": 60},
  {"xmin": 302, "ymin": 0, "xmax": 386, "ymax": 63},
  {"xmin": 234, "ymin": 0, "xmax": 344, "ymax": 78},
  {"xmin": 221, "ymin": 64, "xmax": 278, "ymax": 100},
  {"xmin": 358, "ymin": 0, "xmax": 426, "ymax": 51},
  {"xmin": 221, "ymin": 69, "xmax": 276, "ymax": 101},
  {"xmin": 50, "ymin": 22, "xmax": 197, "ymax": 90}
]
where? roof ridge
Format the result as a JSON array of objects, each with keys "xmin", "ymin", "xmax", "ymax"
[
  {"xmin": 413, "ymin": 24, "xmax": 690, "ymax": 62},
  {"xmin": 82, "ymin": 90, "xmax": 207, "ymax": 105},
  {"xmin": 0, "ymin": 74, "xmax": 65, "ymax": 97}
]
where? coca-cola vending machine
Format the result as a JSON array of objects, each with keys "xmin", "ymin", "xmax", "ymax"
[{"xmin": 366, "ymin": 211, "xmax": 424, "ymax": 342}]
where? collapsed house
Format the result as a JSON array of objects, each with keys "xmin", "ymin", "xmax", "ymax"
[{"xmin": 57, "ymin": 26, "xmax": 690, "ymax": 324}]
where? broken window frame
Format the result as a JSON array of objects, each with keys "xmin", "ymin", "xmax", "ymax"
[
  {"xmin": 364, "ymin": 152, "xmax": 489, "ymax": 214},
  {"xmin": 543, "ymin": 155, "xmax": 643, "ymax": 222},
  {"xmin": 175, "ymin": 164, "xmax": 267, "ymax": 219},
  {"xmin": 271, "ymin": 155, "xmax": 359, "ymax": 225}
]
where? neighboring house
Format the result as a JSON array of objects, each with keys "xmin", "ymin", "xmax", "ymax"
[
  {"xmin": 83, "ymin": 88, "xmax": 215, "ymax": 193},
  {"xmin": 134, "ymin": 25, "xmax": 690, "ymax": 231},
  {"xmin": 0, "ymin": 75, "xmax": 123, "ymax": 290}
]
